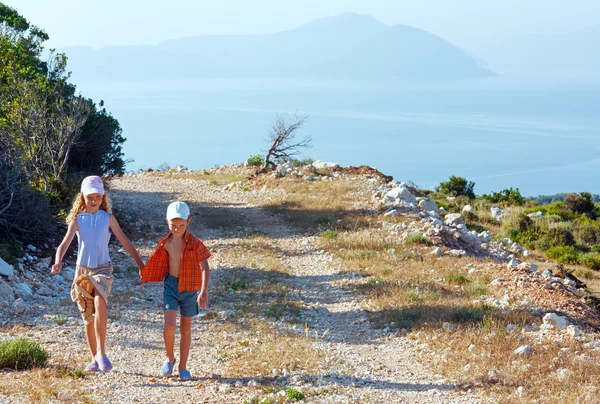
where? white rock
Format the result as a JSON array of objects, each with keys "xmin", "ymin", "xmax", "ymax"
[
  {"xmin": 12, "ymin": 297, "xmax": 27, "ymax": 313},
  {"xmin": 556, "ymin": 368, "xmax": 572, "ymax": 380},
  {"xmin": 26, "ymin": 244, "xmax": 37, "ymax": 252},
  {"xmin": 543, "ymin": 313, "xmax": 569, "ymax": 330},
  {"xmin": 513, "ymin": 345, "xmax": 533, "ymax": 355},
  {"xmin": 567, "ymin": 325, "xmax": 582, "ymax": 338},
  {"xmin": 468, "ymin": 344, "xmax": 476, "ymax": 352},
  {"xmin": 419, "ymin": 199, "xmax": 439, "ymax": 213},
  {"xmin": 506, "ymin": 259, "xmax": 519, "ymax": 268},
  {"xmin": 0, "ymin": 280, "xmax": 15, "ymax": 304},
  {"xmin": 312, "ymin": 160, "xmax": 339, "ymax": 170},
  {"xmin": 444, "ymin": 213, "xmax": 464, "ymax": 226},
  {"xmin": 0, "ymin": 258, "xmax": 14, "ymax": 277},
  {"xmin": 491, "ymin": 206, "xmax": 504, "ymax": 221},
  {"xmin": 384, "ymin": 209, "xmax": 398, "ymax": 217},
  {"xmin": 462, "ymin": 205, "xmax": 474, "ymax": 213},
  {"xmin": 430, "ymin": 247, "xmax": 443, "ymax": 256},
  {"xmin": 384, "ymin": 187, "xmax": 416, "ymax": 205}
]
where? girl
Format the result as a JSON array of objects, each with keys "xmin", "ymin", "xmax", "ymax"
[{"xmin": 52, "ymin": 175, "xmax": 144, "ymax": 372}]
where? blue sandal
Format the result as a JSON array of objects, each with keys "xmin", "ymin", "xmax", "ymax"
[{"xmin": 179, "ymin": 369, "xmax": 193, "ymax": 381}]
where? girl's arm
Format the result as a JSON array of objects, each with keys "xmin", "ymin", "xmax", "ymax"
[
  {"xmin": 52, "ymin": 220, "xmax": 78, "ymax": 274},
  {"xmin": 109, "ymin": 214, "xmax": 145, "ymax": 272}
]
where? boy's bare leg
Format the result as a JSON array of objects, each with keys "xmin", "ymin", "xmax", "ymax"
[
  {"xmin": 94, "ymin": 295, "xmax": 108, "ymax": 356},
  {"xmin": 164, "ymin": 310, "xmax": 178, "ymax": 362},
  {"xmin": 84, "ymin": 321, "xmax": 97, "ymax": 361},
  {"xmin": 179, "ymin": 316, "xmax": 193, "ymax": 371}
]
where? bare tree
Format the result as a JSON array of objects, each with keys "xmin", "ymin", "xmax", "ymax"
[{"xmin": 262, "ymin": 114, "xmax": 311, "ymax": 170}]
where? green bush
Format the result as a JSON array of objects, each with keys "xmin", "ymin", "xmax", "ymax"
[
  {"xmin": 321, "ymin": 230, "xmax": 338, "ymax": 239},
  {"xmin": 582, "ymin": 253, "xmax": 600, "ymax": 270},
  {"xmin": 0, "ymin": 338, "xmax": 48, "ymax": 370},
  {"xmin": 405, "ymin": 234, "xmax": 432, "ymax": 246},
  {"xmin": 545, "ymin": 245, "xmax": 581, "ymax": 264},
  {"xmin": 286, "ymin": 387, "xmax": 305, "ymax": 401},
  {"xmin": 564, "ymin": 192, "xmax": 597, "ymax": 218},
  {"xmin": 436, "ymin": 176, "xmax": 475, "ymax": 199},
  {"xmin": 246, "ymin": 155, "xmax": 264, "ymax": 167},
  {"xmin": 481, "ymin": 188, "xmax": 524, "ymax": 206},
  {"xmin": 538, "ymin": 227, "xmax": 575, "ymax": 250}
]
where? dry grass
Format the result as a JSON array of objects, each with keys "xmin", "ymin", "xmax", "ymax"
[
  {"xmin": 224, "ymin": 320, "xmax": 322, "ymax": 378},
  {"xmin": 0, "ymin": 355, "xmax": 94, "ymax": 403},
  {"xmin": 422, "ymin": 316, "xmax": 600, "ymax": 402},
  {"xmin": 254, "ymin": 177, "xmax": 376, "ymax": 230},
  {"xmin": 317, "ymin": 208, "xmax": 600, "ymax": 402},
  {"xmin": 150, "ymin": 170, "xmax": 248, "ymax": 186}
]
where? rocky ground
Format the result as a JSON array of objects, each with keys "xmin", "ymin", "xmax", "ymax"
[
  {"xmin": 0, "ymin": 168, "xmax": 486, "ymax": 403},
  {"xmin": 1, "ymin": 164, "xmax": 599, "ymax": 403}
]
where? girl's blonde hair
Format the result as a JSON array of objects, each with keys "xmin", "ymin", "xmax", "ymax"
[{"xmin": 66, "ymin": 192, "xmax": 112, "ymax": 223}]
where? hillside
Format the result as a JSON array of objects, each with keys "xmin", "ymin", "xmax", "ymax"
[
  {"xmin": 62, "ymin": 13, "xmax": 494, "ymax": 82},
  {"xmin": 1, "ymin": 164, "xmax": 599, "ymax": 403}
]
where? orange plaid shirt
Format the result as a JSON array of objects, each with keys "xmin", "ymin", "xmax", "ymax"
[{"xmin": 141, "ymin": 231, "xmax": 211, "ymax": 292}]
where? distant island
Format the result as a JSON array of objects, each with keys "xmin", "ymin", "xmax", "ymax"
[{"xmin": 63, "ymin": 13, "xmax": 494, "ymax": 82}]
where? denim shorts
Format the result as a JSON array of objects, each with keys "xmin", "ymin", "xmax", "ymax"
[{"xmin": 163, "ymin": 274, "xmax": 199, "ymax": 317}]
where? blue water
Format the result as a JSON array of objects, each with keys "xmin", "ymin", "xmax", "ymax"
[{"xmin": 77, "ymin": 76, "xmax": 600, "ymax": 196}]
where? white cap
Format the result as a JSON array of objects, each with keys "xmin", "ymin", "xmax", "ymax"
[
  {"xmin": 81, "ymin": 176, "xmax": 105, "ymax": 195},
  {"xmin": 166, "ymin": 201, "xmax": 190, "ymax": 220}
]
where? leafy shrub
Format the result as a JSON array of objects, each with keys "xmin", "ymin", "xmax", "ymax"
[
  {"xmin": 0, "ymin": 338, "xmax": 48, "ymax": 370},
  {"xmin": 582, "ymin": 253, "xmax": 600, "ymax": 270},
  {"xmin": 315, "ymin": 216, "xmax": 331, "ymax": 225},
  {"xmin": 445, "ymin": 274, "xmax": 468, "ymax": 285},
  {"xmin": 286, "ymin": 387, "xmax": 305, "ymax": 401},
  {"xmin": 246, "ymin": 155, "xmax": 264, "ymax": 167},
  {"xmin": 564, "ymin": 192, "xmax": 596, "ymax": 218},
  {"xmin": 545, "ymin": 245, "xmax": 581, "ymax": 264},
  {"xmin": 290, "ymin": 157, "xmax": 314, "ymax": 167},
  {"xmin": 436, "ymin": 176, "xmax": 475, "ymax": 199},
  {"xmin": 481, "ymin": 188, "xmax": 524, "ymax": 206},
  {"xmin": 538, "ymin": 227, "xmax": 575, "ymax": 250},
  {"xmin": 321, "ymin": 230, "xmax": 338, "ymax": 239},
  {"xmin": 405, "ymin": 234, "xmax": 432, "ymax": 246}
]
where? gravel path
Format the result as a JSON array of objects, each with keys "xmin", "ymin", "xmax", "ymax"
[{"xmin": 2, "ymin": 173, "xmax": 483, "ymax": 403}]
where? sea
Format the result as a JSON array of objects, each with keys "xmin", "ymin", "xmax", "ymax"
[{"xmin": 76, "ymin": 74, "xmax": 600, "ymax": 196}]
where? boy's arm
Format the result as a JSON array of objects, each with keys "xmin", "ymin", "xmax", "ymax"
[{"xmin": 197, "ymin": 259, "xmax": 210, "ymax": 308}]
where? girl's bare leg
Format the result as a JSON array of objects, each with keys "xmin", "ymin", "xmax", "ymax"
[
  {"xmin": 94, "ymin": 295, "xmax": 108, "ymax": 357},
  {"xmin": 84, "ymin": 321, "xmax": 97, "ymax": 361}
]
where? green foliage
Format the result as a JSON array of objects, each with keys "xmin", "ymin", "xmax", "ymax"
[
  {"xmin": 545, "ymin": 245, "xmax": 581, "ymax": 264},
  {"xmin": 563, "ymin": 192, "xmax": 597, "ymax": 218},
  {"xmin": 405, "ymin": 234, "xmax": 432, "ymax": 246},
  {"xmin": 436, "ymin": 176, "xmax": 475, "ymax": 199},
  {"xmin": 246, "ymin": 154, "xmax": 264, "ymax": 167},
  {"xmin": 0, "ymin": 235, "xmax": 24, "ymax": 265},
  {"xmin": 582, "ymin": 253, "xmax": 600, "ymax": 270},
  {"xmin": 481, "ymin": 188, "xmax": 524, "ymax": 206},
  {"xmin": 445, "ymin": 274, "xmax": 468, "ymax": 285},
  {"xmin": 0, "ymin": 338, "xmax": 48, "ymax": 370},
  {"xmin": 315, "ymin": 216, "xmax": 331, "ymax": 225},
  {"xmin": 321, "ymin": 230, "xmax": 338, "ymax": 239},
  {"xmin": 450, "ymin": 305, "xmax": 488, "ymax": 323},
  {"xmin": 67, "ymin": 101, "xmax": 128, "ymax": 175},
  {"xmin": 290, "ymin": 157, "xmax": 314, "ymax": 167},
  {"xmin": 285, "ymin": 387, "xmax": 305, "ymax": 401},
  {"xmin": 224, "ymin": 277, "xmax": 247, "ymax": 291},
  {"xmin": 539, "ymin": 227, "xmax": 575, "ymax": 250}
]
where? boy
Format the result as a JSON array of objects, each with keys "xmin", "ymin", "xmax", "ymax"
[{"xmin": 141, "ymin": 201, "xmax": 211, "ymax": 380}]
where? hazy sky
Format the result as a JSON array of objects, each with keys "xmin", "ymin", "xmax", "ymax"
[{"xmin": 5, "ymin": 0, "xmax": 600, "ymax": 51}]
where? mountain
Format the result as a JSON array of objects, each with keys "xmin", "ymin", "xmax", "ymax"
[
  {"xmin": 62, "ymin": 13, "xmax": 494, "ymax": 82},
  {"xmin": 478, "ymin": 24, "xmax": 600, "ymax": 75}
]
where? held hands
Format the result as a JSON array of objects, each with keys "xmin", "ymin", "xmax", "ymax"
[
  {"xmin": 197, "ymin": 288, "xmax": 208, "ymax": 309},
  {"xmin": 51, "ymin": 262, "xmax": 62, "ymax": 275}
]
